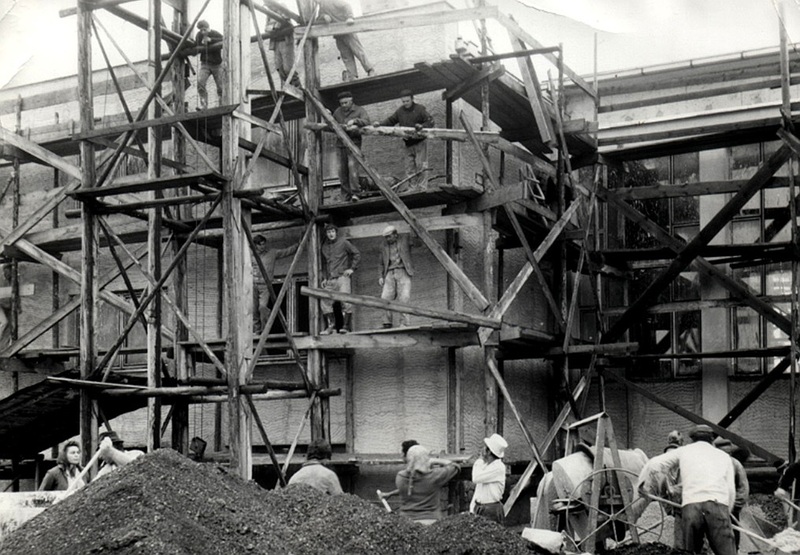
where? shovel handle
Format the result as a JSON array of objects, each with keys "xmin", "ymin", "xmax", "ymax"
[
  {"xmin": 75, "ymin": 446, "xmax": 105, "ymax": 484},
  {"xmin": 376, "ymin": 489, "xmax": 392, "ymax": 513}
]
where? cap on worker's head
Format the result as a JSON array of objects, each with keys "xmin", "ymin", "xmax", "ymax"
[
  {"xmin": 306, "ymin": 438, "xmax": 332, "ymax": 461},
  {"xmin": 713, "ymin": 436, "xmax": 733, "ymax": 450},
  {"xmin": 254, "ymin": 234, "xmax": 267, "ymax": 245},
  {"xmin": 337, "ymin": 91, "xmax": 353, "ymax": 100},
  {"xmin": 324, "ymin": 223, "xmax": 338, "ymax": 232},
  {"xmin": 400, "ymin": 88, "xmax": 413, "ymax": 98},
  {"xmin": 197, "ymin": 20, "xmax": 210, "ymax": 29},
  {"xmin": 99, "ymin": 430, "xmax": 123, "ymax": 446},
  {"xmin": 382, "ymin": 225, "xmax": 397, "ymax": 237},
  {"xmin": 689, "ymin": 424, "xmax": 716, "ymax": 441},
  {"xmin": 484, "ymin": 433, "xmax": 508, "ymax": 458}
]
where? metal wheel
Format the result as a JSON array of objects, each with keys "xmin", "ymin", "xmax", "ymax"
[{"xmin": 562, "ymin": 467, "xmax": 666, "ymax": 551}]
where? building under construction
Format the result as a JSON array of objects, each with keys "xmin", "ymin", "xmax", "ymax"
[{"xmin": 1, "ymin": 0, "xmax": 800, "ymax": 541}]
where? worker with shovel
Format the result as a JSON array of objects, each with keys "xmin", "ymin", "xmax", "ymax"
[{"xmin": 469, "ymin": 433, "xmax": 508, "ymax": 525}]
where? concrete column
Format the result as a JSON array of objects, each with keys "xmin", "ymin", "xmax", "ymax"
[{"xmin": 699, "ymin": 148, "xmax": 731, "ymax": 422}]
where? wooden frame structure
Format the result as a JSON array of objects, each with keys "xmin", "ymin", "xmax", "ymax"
[{"xmin": 1, "ymin": 3, "xmax": 799, "ymax": 545}]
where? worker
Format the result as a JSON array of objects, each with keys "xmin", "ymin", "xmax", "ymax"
[
  {"xmin": 317, "ymin": 0, "xmax": 375, "ymax": 81},
  {"xmin": 663, "ymin": 429, "xmax": 683, "ymax": 452},
  {"xmin": 776, "ymin": 458, "xmax": 800, "ymax": 527},
  {"xmin": 252, "ymin": 234, "xmax": 299, "ymax": 335},
  {"xmin": 714, "ymin": 436, "xmax": 750, "ymax": 550},
  {"xmin": 469, "ymin": 433, "xmax": 508, "ymax": 525},
  {"xmin": 195, "ymin": 20, "xmax": 224, "ymax": 110},
  {"xmin": 659, "ymin": 424, "xmax": 736, "ymax": 555},
  {"xmin": 287, "ymin": 439, "xmax": 343, "ymax": 495},
  {"xmin": 395, "ymin": 445, "xmax": 460, "ymax": 525},
  {"xmin": 332, "ymin": 91, "xmax": 370, "ymax": 202},
  {"xmin": 95, "ymin": 431, "xmax": 144, "ymax": 479},
  {"xmin": 378, "ymin": 440, "xmax": 421, "ymax": 503},
  {"xmin": 267, "ymin": 15, "xmax": 300, "ymax": 87},
  {"xmin": 378, "ymin": 225, "xmax": 415, "ymax": 328},
  {"xmin": 321, "ymin": 223, "xmax": 360, "ymax": 334},
  {"xmin": 39, "ymin": 440, "xmax": 85, "ymax": 492},
  {"xmin": 373, "ymin": 89, "xmax": 435, "ymax": 190},
  {"xmin": 0, "ymin": 264, "xmax": 12, "ymax": 348}
]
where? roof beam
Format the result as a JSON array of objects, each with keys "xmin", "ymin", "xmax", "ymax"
[{"xmin": 0, "ymin": 126, "xmax": 82, "ymax": 180}]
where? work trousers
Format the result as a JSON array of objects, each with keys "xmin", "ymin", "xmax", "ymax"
[
  {"xmin": 274, "ymin": 40, "xmax": 299, "ymax": 86},
  {"xmin": 321, "ymin": 275, "xmax": 352, "ymax": 314},
  {"xmin": 474, "ymin": 502, "xmax": 504, "ymax": 525},
  {"xmin": 381, "ymin": 267, "xmax": 411, "ymax": 326},
  {"xmin": 197, "ymin": 62, "xmax": 224, "ymax": 109},
  {"xmin": 337, "ymin": 147, "xmax": 361, "ymax": 201},
  {"xmin": 253, "ymin": 283, "xmax": 271, "ymax": 333},
  {"xmin": 404, "ymin": 141, "xmax": 428, "ymax": 188},
  {"xmin": 681, "ymin": 501, "xmax": 736, "ymax": 555},
  {"xmin": 335, "ymin": 33, "xmax": 373, "ymax": 80}
]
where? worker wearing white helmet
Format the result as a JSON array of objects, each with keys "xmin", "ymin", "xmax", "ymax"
[
  {"xmin": 378, "ymin": 225, "xmax": 415, "ymax": 328},
  {"xmin": 469, "ymin": 433, "xmax": 508, "ymax": 525}
]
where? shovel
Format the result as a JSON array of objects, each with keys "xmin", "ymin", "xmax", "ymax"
[{"xmin": 376, "ymin": 489, "xmax": 392, "ymax": 513}]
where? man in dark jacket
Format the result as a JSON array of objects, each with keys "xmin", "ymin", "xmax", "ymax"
[
  {"xmin": 321, "ymin": 223, "xmax": 360, "ymax": 333},
  {"xmin": 252, "ymin": 234, "xmax": 299, "ymax": 334},
  {"xmin": 332, "ymin": 91, "xmax": 370, "ymax": 202},
  {"xmin": 379, "ymin": 225, "xmax": 414, "ymax": 328},
  {"xmin": 375, "ymin": 89, "xmax": 435, "ymax": 189},
  {"xmin": 195, "ymin": 20, "xmax": 224, "ymax": 110}
]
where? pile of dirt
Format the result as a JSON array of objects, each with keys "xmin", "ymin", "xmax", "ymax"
[
  {"xmin": 608, "ymin": 542, "xmax": 690, "ymax": 555},
  {"xmin": 0, "ymin": 449, "xmax": 535, "ymax": 554},
  {"xmin": 749, "ymin": 492, "xmax": 789, "ymax": 531}
]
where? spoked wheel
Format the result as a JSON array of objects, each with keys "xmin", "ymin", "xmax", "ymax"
[{"xmin": 562, "ymin": 467, "xmax": 666, "ymax": 552}]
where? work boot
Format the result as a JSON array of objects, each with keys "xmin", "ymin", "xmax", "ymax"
[
  {"xmin": 321, "ymin": 313, "xmax": 336, "ymax": 335},
  {"xmin": 340, "ymin": 312, "xmax": 353, "ymax": 334}
]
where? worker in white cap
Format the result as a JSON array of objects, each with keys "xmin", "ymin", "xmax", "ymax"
[
  {"xmin": 378, "ymin": 225, "xmax": 414, "ymax": 328},
  {"xmin": 469, "ymin": 433, "xmax": 508, "ymax": 525},
  {"xmin": 660, "ymin": 424, "xmax": 736, "ymax": 555}
]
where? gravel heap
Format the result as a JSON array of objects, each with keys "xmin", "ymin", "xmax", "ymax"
[
  {"xmin": 749, "ymin": 492, "xmax": 789, "ymax": 532},
  {"xmin": 0, "ymin": 449, "xmax": 536, "ymax": 554},
  {"xmin": 607, "ymin": 543, "xmax": 691, "ymax": 555}
]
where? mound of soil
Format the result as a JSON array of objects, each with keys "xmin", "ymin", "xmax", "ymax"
[
  {"xmin": 749, "ymin": 492, "xmax": 788, "ymax": 531},
  {"xmin": 608, "ymin": 542, "xmax": 690, "ymax": 555},
  {"xmin": 0, "ymin": 449, "xmax": 536, "ymax": 554}
]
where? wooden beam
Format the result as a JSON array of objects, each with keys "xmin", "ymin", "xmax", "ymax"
[
  {"xmin": 59, "ymin": 0, "xmax": 139, "ymax": 17},
  {"xmin": 465, "ymin": 181, "xmax": 527, "ymax": 212},
  {"xmin": 468, "ymin": 47, "xmax": 561, "ymax": 64},
  {"xmin": 604, "ymin": 143, "xmax": 792, "ymax": 342},
  {"xmin": 719, "ymin": 357, "xmax": 791, "ymax": 429},
  {"xmin": 306, "ymin": 123, "xmax": 500, "ymax": 144},
  {"xmin": 0, "ymin": 126, "xmax": 82, "ymax": 180},
  {"xmin": 442, "ymin": 64, "xmax": 505, "ymax": 101},
  {"xmin": 245, "ymin": 394, "xmax": 288, "ymax": 486},
  {"xmin": 306, "ymin": 93, "xmax": 491, "ymax": 311},
  {"xmin": 303, "ymin": 5, "xmax": 498, "ymax": 38},
  {"xmin": 302, "ymin": 286, "xmax": 501, "ymax": 328},
  {"xmin": 342, "ymin": 214, "xmax": 480, "ymax": 239},
  {"xmin": 294, "ymin": 329, "xmax": 480, "ymax": 349},
  {"xmin": 507, "ymin": 34, "xmax": 554, "ymax": 146},
  {"xmin": 610, "ymin": 176, "xmax": 791, "ymax": 200},
  {"xmin": 496, "ymin": 11, "xmax": 596, "ymax": 100},
  {"xmin": 492, "ymin": 137, "xmax": 555, "ymax": 179},
  {"xmin": 603, "ymin": 369, "xmax": 781, "ymax": 464}
]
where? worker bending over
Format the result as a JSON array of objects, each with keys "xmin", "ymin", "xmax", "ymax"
[
  {"xmin": 659, "ymin": 425, "xmax": 736, "ymax": 555},
  {"xmin": 287, "ymin": 439, "xmax": 343, "ymax": 495}
]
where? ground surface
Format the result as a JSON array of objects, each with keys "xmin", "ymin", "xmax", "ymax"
[{"xmin": 0, "ymin": 449, "xmax": 541, "ymax": 554}]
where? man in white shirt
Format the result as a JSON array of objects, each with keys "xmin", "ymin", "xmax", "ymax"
[
  {"xmin": 659, "ymin": 425, "xmax": 736, "ymax": 555},
  {"xmin": 470, "ymin": 433, "xmax": 508, "ymax": 524}
]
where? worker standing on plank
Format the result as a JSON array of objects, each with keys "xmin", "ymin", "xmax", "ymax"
[
  {"xmin": 378, "ymin": 225, "xmax": 414, "ymax": 328},
  {"xmin": 321, "ymin": 223, "xmax": 360, "ymax": 334},
  {"xmin": 267, "ymin": 15, "xmax": 300, "ymax": 87},
  {"xmin": 469, "ymin": 433, "xmax": 508, "ymax": 525},
  {"xmin": 95, "ymin": 431, "xmax": 144, "ymax": 479},
  {"xmin": 195, "ymin": 20, "xmax": 224, "ymax": 110},
  {"xmin": 332, "ymin": 91, "xmax": 370, "ymax": 202},
  {"xmin": 287, "ymin": 439, "xmax": 343, "ymax": 495},
  {"xmin": 659, "ymin": 424, "xmax": 736, "ymax": 555},
  {"xmin": 317, "ymin": 0, "xmax": 375, "ymax": 81},
  {"xmin": 252, "ymin": 234, "xmax": 299, "ymax": 335},
  {"xmin": 373, "ymin": 89, "xmax": 435, "ymax": 190}
]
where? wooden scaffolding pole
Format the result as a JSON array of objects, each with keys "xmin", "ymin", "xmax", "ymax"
[
  {"xmin": 77, "ymin": 0, "xmax": 99, "ymax": 471},
  {"xmin": 224, "ymin": 0, "xmax": 252, "ymax": 479}
]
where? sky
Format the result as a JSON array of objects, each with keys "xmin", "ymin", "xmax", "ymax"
[{"xmin": 0, "ymin": 0, "xmax": 799, "ymax": 89}]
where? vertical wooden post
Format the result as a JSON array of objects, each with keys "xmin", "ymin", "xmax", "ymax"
[
  {"xmin": 446, "ymin": 228, "xmax": 463, "ymax": 453},
  {"xmin": 78, "ymin": 0, "xmax": 98, "ymax": 468},
  {"xmin": 445, "ymin": 99, "xmax": 453, "ymax": 185},
  {"xmin": 170, "ymin": 0, "xmax": 190, "ymax": 454},
  {"xmin": 146, "ymin": 0, "xmax": 164, "ymax": 452},
  {"xmin": 10, "ymin": 97, "xmax": 21, "ymax": 393},
  {"xmin": 304, "ymin": 34, "xmax": 326, "ymax": 440},
  {"xmin": 224, "ymin": 0, "xmax": 252, "ymax": 478},
  {"xmin": 52, "ymin": 168, "xmax": 60, "ymax": 349}
]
